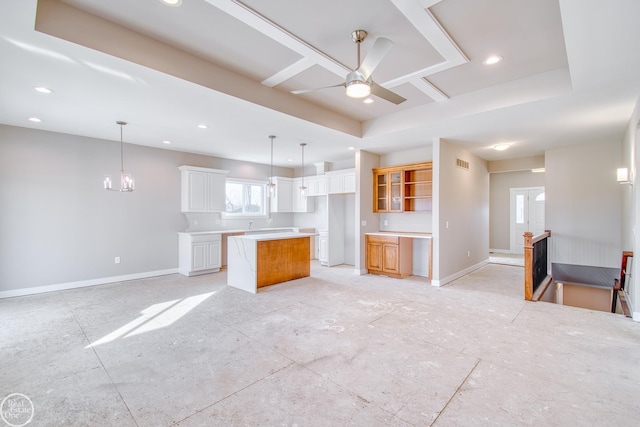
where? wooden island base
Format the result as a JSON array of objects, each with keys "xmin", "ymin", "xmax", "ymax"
[
  {"xmin": 257, "ymin": 238, "xmax": 310, "ymax": 288},
  {"xmin": 227, "ymin": 232, "xmax": 314, "ymax": 293}
]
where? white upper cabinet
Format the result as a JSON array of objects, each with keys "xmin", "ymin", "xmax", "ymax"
[
  {"xmin": 292, "ymin": 177, "xmax": 315, "ymax": 212},
  {"xmin": 269, "ymin": 177, "xmax": 293, "ymax": 212},
  {"xmin": 179, "ymin": 166, "xmax": 229, "ymax": 212},
  {"xmin": 327, "ymin": 169, "xmax": 356, "ymax": 194},
  {"xmin": 306, "ymin": 175, "xmax": 327, "ymax": 196},
  {"xmin": 316, "ymin": 175, "xmax": 328, "ymax": 196}
]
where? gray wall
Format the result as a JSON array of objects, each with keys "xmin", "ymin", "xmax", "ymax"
[
  {"xmin": 545, "ymin": 138, "xmax": 622, "ymax": 268},
  {"xmin": 0, "ymin": 125, "xmax": 292, "ymax": 293},
  {"xmin": 435, "ymin": 139, "xmax": 489, "ymax": 284},
  {"xmin": 490, "ymin": 170, "xmax": 545, "ymax": 251}
]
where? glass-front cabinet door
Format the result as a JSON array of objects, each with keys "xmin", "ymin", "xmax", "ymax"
[
  {"xmin": 375, "ymin": 172, "xmax": 388, "ymax": 211},
  {"xmin": 374, "ymin": 170, "xmax": 403, "ymax": 213},
  {"xmin": 389, "ymin": 171, "xmax": 403, "ymax": 212}
]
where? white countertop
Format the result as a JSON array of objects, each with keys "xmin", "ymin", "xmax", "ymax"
[
  {"xmin": 365, "ymin": 231, "xmax": 433, "ymax": 239},
  {"xmin": 178, "ymin": 227, "xmax": 312, "ymax": 236},
  {"xmin": 230, "ymin": 232, "xmax": 317, "ymax": 242}
]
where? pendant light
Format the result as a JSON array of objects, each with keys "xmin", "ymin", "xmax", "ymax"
[
  {"xmin": 268, "ymin": 135, "xmax": 276, "ymax": 196},
  {"xmin": 299, "ymin": 143, "xmax": 307, "ymax": 197},
  {"xmin": 103, "ymin": 121, "xmax": 135, "ymax": 192}
]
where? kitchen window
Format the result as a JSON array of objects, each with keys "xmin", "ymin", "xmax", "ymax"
[{"xmin": 224, "ymin": 179, "xmax": 267, "ymax": 217}]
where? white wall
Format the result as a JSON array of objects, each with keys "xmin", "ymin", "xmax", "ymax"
[
  {"xmin": 380, "ymin": 146, "xmax": 433, "ymax": 167},
  {"xmin": 622, "ymin": 95, "xmax": 640, "ymax": 321},
  {"xmin": 545, "ymin": 139, "xmax": 622, "ymax": 268},
  {"xmin": 0, "ymin": 125, "xmax": 294, "ymax": 294},
  {"xmin": 355, "ymin": 150, "xmax": 381, "ymax": 273},
  {"xmin": 434, "ymin": 139, "xmax": 490, "ymax": 285}
]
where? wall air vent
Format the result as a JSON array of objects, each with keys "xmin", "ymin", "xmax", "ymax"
[{"xmin": 456, "ymin": 158, "xmax": 470, "ymax": 170}]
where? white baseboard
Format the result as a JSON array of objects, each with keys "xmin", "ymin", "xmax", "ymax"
[
  {"xmin": 0, "ymin": 269, "xmax": 179, "ymax": 299},
  {"xmin": 431, "ymin": 259, "xmax": 489, "ymax": 287},
  {"xmin": 354, "ymin": 268, "xmax": 368, "ymax": 275},
  {"xmin": 489, "ymin": 248, "xmax": 512, "ymax": 254}
]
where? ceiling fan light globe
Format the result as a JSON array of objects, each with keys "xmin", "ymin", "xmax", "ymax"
[{"xmin": 346, "ymin": 80, "xmax": 371, "ymax": 98}]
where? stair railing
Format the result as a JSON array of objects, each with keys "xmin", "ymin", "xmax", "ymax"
[
  {"xmin": 611, "ymin": 251, "xmax": 633, "ymax": 316},
  {"xmin": 524, "ymin": 230, "xmax": 552, "ymax": 301}
]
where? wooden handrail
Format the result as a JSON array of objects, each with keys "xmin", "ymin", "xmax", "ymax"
[{"xmin": 531, "ymin": 230, "xmax": 551, "ymax": 245}]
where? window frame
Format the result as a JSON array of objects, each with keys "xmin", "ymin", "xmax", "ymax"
[{"xmin": 222, "ymin": 178, "xmax": 268, "ymax": 218}]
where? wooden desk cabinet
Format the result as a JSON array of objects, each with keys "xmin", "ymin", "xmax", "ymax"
[{"xmin": 366, "ymin": 235, "xmax": 413, "ymax": 278}]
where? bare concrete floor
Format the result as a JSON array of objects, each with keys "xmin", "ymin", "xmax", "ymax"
[{"xmin": 1, "ymin": 262, "xmax": 639, "ymax": 426}]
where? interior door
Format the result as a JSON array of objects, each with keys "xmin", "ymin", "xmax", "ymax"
[{"xmin": 510, "ymin": 187, "xmax": 545, "ymax": 254}]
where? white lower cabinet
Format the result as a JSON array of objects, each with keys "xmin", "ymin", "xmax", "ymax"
[
  {"xmin": 179, "ymin": 233, "xmax": 221, "ymax": 276},
  {"xmin": 318, "ymin": 231, "xmax": 329, "ymax": 265}
]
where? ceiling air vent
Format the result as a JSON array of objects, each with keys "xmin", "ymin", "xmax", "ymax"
[{"xmin": 456, "ymin": 158, "xmax": 470, "ymax": 170}]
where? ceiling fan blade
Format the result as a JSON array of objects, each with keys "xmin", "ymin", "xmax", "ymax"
[
  {"xmin": 291, "ymin": 83, "xmax": 345, "ymax": 95},
  {"xmin": 370, "ymin": 82, "xmax": 406, "ymax": 105},
  {"xmin": 357, "ymin": 37, "xmax": 393, "ymax": 81}
]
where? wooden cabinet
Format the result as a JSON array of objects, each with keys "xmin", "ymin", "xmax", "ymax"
[
  {"xmin": 179, "ymin": 166, "xmax": 228, "ymax": 212},
  {"xmin": 372, "ymin": 162, "xmax": 432, "ymax": 213},
  {"xmin": 373, "ymin": 168, "xmax": 403, "ymax": 212},
  {"xmin": 178, "ymin": 233, "xmax": 222, "ymax": 276},
  {"xmin": 403, "ymin": 165, "xmax": 433, "ymax": 212},
  {"xmin": 366, "ymin": 234, "xmax": 413, "ymax": 278}
]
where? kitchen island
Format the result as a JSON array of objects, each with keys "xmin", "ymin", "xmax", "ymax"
[{"xmin": 227, "ymin": 232, "xmax": 315, "ymax": 293}]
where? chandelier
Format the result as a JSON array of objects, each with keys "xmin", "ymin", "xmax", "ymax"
[{"xmin": 103, "ymin": 121, "xmax": 135, "ymax": 192}]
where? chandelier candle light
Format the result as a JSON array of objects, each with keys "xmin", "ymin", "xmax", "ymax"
[
  {"xmin": 103, "ymin": 121, "xmax": 135, "ymax": 192},
  {"xmin": 299, "ymin": 143, "xmax": 307, "ymax": 197}
]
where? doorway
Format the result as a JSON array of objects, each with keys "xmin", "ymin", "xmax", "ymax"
[{"xmin": 510, "ymin": 187, "xmax": 545, "ymax": 254}]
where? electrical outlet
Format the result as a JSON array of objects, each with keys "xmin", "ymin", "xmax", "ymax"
[
  {"xmin": 361, "ymin": 220, "xmax": 367, "ymax": 226},
  {"xmin": 215, "ymin": 218, "xmax": 221, "ymax": 225},
  {"xmin": 467, "ymin": 251, "xmax": 470, "ymax": 258},
  {"xmin": 383, "ymin": 220, "xmax": 388, "ymax": 226},
  {"xmin": 115, "ymin": 257, "xmax": 121, "ymax": 264},
  {"xmin": 446, "ymin": 221, "xmax": 449, "ymax": 229},
  {"xmin": 267, "ymin": 217, "xmax": 273, "ymax": 224},
  {"xmin": 193, "ymin": 219, "xmax": 199, "ymax": 226}
]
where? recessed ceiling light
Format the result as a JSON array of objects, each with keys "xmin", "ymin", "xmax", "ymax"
[
  {"xmin": 160, "ymin": 0, "xmax": 182, "ymax": 6},
  {"xmin": 34, "ymin": 86, "xmax": 53, "ymax": 94},
  {"xmin": 28, "ymin": 117, "xmax": 42, "ymax": 122},
  {"xmin": 483, "ymin": 55, "xmax": 503, "ymax": 65},
  {"xmin": 348, "ymin": 146, "xmax": 356, "ymax": 150},
  {"xmin": 162, "ymin": 140, "xmax": 171, "ymax": 144},
  {"xmin": 197, "ymin": 124, "xmax": 208, "ymax": 129},
  {"xmin": 493, "ymin": 143, "xmax": 510, "ymax": 151},
  {"xmin": 363, "ymin": 98, "xmax": 374, "ymax": 104}
]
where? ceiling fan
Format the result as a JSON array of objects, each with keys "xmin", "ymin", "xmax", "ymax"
[{"xmin": 292, "ymin": 30, "xmax": 406, "ymax": 105}]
